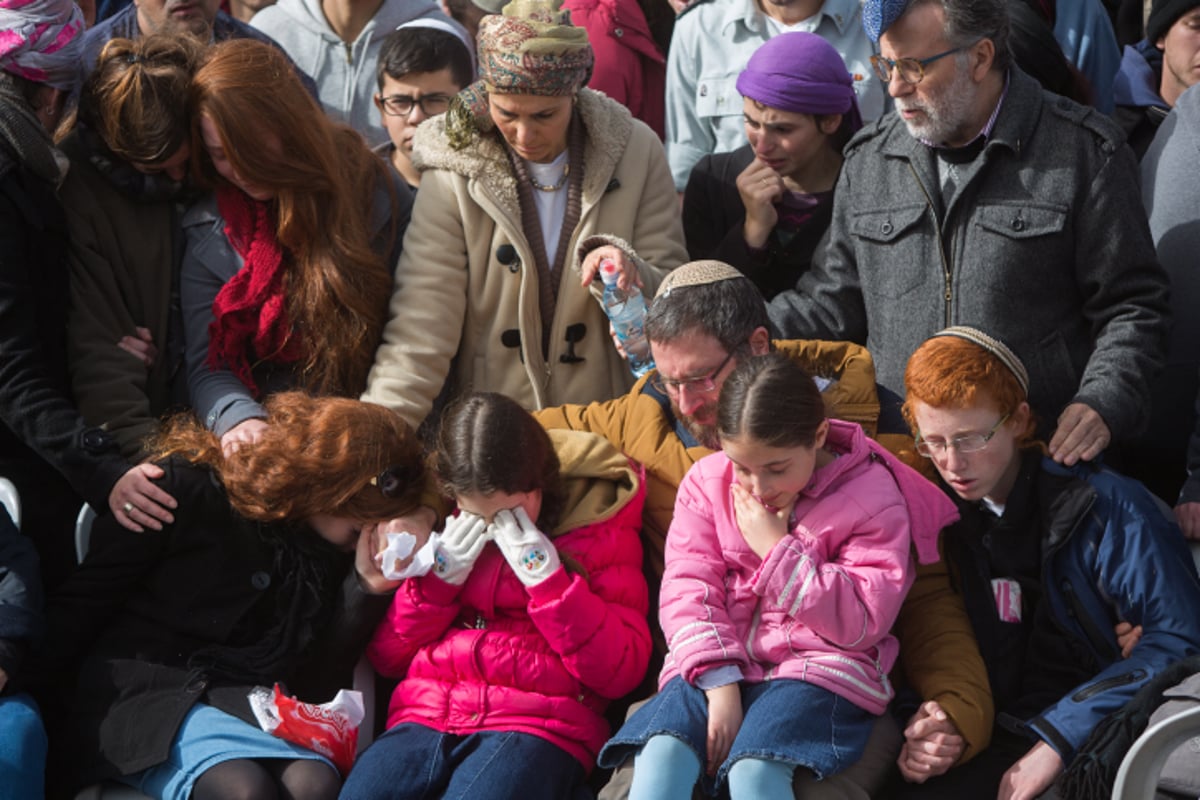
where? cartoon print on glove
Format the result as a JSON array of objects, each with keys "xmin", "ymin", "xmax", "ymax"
[
  {"xmin": 520, "ymin": 547, "xmax": 548, "ymax": 572},
  {"xmin": 434, "ymin": 551, "xmax": 449, "ymax": 574}
]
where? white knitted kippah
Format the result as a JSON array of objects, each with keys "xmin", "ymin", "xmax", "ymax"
[
  {"xmin": 654, "ymin": 260, "xmax": 745, "ymax": 300},
  {"xmin": 931, "ymin": 326, "xmax": 1030, "ymax": 396}
]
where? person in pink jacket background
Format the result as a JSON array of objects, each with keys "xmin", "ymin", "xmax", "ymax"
[
  {"xmin": 341, "ymin": 391, "xmax": 651, "ymax": 800},
  {"xmin": 599, "ymin": 352, "xmax": 958, "ymax": 799},
  {"xmin": 563, "ymin": 0, "xmax": 667, "ymax": 138}
]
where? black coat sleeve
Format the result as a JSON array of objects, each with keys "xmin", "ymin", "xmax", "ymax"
[{"xmin": 0, "ymin": 160, "xmax": 129, "ymax": 509}]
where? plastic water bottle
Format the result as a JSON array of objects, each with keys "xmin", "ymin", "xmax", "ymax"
[{"xmin": 599, "ymin": 259, "xmax": 655, "ymax": 377}]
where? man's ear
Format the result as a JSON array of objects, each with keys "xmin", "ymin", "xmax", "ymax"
[
  {"xmin": 970, "ymin": 37, "xmax": 996, "ymax": 82},
  {"xmin": 748, "ymin": 326, "xmax": 771, "ymax": 356}
]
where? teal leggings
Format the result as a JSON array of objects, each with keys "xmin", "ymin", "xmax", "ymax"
[{"xmin": 628, "ymin": 733, "xmax": 794, "ymax": 799}]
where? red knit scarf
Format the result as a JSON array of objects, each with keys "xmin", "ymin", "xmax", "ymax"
[{"xmin": 206, "ymin": 186, "xmax": 305, "ymax": 396}]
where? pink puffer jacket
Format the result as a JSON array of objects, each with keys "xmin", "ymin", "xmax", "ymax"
[
  {"xmin": 367, "ymin": 431, "xmax": 651, "ymax": 771},
  {"xmin": 659, "ymin": 419, "xmax": 955, "ymax": 714}
]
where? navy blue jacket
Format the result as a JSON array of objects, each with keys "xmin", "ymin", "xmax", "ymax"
[{"xmin": 947, "ymin": 454, "xmax": 1200, "ymax": 763}]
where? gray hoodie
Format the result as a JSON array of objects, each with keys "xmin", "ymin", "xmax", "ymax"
[{"xmin": 250, "ymin": 0, "xmax": 459, "ymax": 146}]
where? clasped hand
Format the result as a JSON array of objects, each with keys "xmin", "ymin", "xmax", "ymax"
[
  {"xmin": 730, "ymin": 483, "xmax": 790, "ymax": 559},
  {"xmin": 433, "ymin": 507, "xmax": 560, "ymax": 587}
]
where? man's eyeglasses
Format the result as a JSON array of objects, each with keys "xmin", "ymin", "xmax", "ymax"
[
  {"xmin": 376, "ymin": 93, "xmax": 452, "ymax": 117},
  {"xmin": 915, "ymin": 413, "xmax": 1010, "ymax": 458},
  {"xmin": 870, "ymin": 45, "xmax": 967, "ymax": 85},
  {"xmin": 648, "ymin": 349, "xmax": 736, "ymax": 397}
]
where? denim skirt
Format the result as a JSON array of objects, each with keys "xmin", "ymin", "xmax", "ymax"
[
  {"xmin": 121, "ymin": 703, "xmax": 335, "ymax": 800},
  {"xmin": 599, "ymin": 676, "xmax": 875, "ymax": 793}
]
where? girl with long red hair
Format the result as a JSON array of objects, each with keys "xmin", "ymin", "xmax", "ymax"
[
  {"xmin": 34, "ymin": 392, "xmax": 426, "ymax": 800},
  {"xmin": 181, "ymin": 39, "xmax": 412, "ymax": 456}
]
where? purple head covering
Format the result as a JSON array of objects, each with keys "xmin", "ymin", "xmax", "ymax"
[{"xmin": 735, "ymin": 32, "xmax": 863, "ymax": 134}]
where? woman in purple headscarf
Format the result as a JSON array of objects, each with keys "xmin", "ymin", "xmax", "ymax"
[{"xmin": 681, "ymin": 32, "xmax": 862, "ymax": 301}]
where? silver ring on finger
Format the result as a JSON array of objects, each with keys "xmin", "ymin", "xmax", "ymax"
[{"xmin": 123, "ymin": 501, "xmax": 135, "ymax": 514}]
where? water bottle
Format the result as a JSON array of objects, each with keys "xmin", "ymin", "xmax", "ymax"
[{"xmin": 599, "ymin": 259, "xmax": 655, "ymax": 377}]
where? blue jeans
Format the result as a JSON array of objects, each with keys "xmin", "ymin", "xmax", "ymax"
[
  {"xmin": 339, "ymin": 723, "xmax": 589, "ymax": 800},
  {"xmin": 0, "ymin": 693, "xmax": 47, "ymax": 798},
  {"xmin": 602, "ymin": 676, "xmax": 874, "ymax": 791}
]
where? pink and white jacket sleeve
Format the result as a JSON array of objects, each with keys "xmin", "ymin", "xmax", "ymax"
[
  {"xmin": 752, "ymin": 498, "xmax": 914, "ymax": 650},
  {"xmin": 659, "ymin": 466, "xmax": 751, "ymax": 686}
]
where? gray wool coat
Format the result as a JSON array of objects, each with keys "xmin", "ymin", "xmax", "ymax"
[{"xmin": 768, "ymin": 67, "xmax": 1170, "ymax": 440}]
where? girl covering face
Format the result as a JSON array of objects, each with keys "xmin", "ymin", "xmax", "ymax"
[
  {"xmin": 599, "ymin": 353, "xmax": 956, "ymax": 799},
  {"xmin": 342, "ymin": 392, "xmax": 651, "ymax": 800}
]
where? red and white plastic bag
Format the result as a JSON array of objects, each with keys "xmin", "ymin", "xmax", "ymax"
[{"xmin": 248, "ymin": 684, "xmax": 364, "ymax": 775}]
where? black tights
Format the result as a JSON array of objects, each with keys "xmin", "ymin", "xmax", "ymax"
[{"xmin": 192, "ymin": 758, "xmax": 341, "ymax": 800}]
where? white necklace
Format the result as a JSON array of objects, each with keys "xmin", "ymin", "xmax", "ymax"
[{"xmin": 530, "ymin": 162, "xmax": 569, "ymax": 192}]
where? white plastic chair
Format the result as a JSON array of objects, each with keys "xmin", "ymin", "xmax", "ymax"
[
  {"xmin": 0, "ymin": 477, "xmax": 20, "ymax": 529},
  {"xmin": 74, "ymin": 504, "xmax": 97, "ymax": 565},
  {"xmin": 1111, "ymin": 703, "xmax": 1200, "ymax": 800}
]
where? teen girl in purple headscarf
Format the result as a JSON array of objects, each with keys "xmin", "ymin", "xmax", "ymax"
[{"xmin": 682, "ymin": 32, "xmax": 862, "ymax": 300}]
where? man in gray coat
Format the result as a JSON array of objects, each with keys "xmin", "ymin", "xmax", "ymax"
[{"xmin": 768, "ymin": 0, "xmax": 1169, "ymax": 468}]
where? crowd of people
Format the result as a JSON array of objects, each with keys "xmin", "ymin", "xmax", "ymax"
[{"xmin": 3, "ymin": 0, "xmax": 1200, "ymax": 797}]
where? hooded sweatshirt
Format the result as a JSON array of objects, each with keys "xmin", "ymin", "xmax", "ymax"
[{"xmin": 250, "ymin": 0, "xmax": 464, "ymax": 147}]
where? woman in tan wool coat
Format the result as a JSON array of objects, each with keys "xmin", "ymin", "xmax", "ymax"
[{"xmin": 361, "ymin": 0, "xmax": 687, "ymax": 430}]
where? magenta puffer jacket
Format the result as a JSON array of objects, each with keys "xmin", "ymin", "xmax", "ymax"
[
  {"xmin": 659, "ymin": 419, "xmax": 954, "ymax": 715},
  {"xmin": 367, "ymin": 436, "xmax": 651, "ymax": 772}
]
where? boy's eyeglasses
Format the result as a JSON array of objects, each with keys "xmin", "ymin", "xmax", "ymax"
[
  {"xmin": 377, "ymin": 93, "xmax": 452, "ymax": 117},
  {"xmin": 915, "ymin": 413, "xmax": 1010, "ymax": 458}
]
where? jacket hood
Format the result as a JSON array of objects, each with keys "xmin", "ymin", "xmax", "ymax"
[
  {"xmin": 808, "ymin": 420, "xmax": 957, "ymax": 565},
  {"xmin": 549, "ymin": 428, "xmax": 641, "ymax": 535},
  {"xmin": 411, "ymin": 88, "xmax": 634, "ymax": 214},
  {"xmin": 1114, "ymin": 42, "xmax": 1168, "ymax": 109}
]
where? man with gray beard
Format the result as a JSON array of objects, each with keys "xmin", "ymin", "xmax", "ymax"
[{"xmin": 768, "ymin": 0, "xmax": 1169, "ymax": 475}]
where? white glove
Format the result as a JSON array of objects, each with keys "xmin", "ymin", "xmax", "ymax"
[
  {"xmin": 491, "ymin": 507, "xmax": 561, "ymax": 587},
  {"xmin": 432, "ymin": 512, "xmax": 489, "ymax": 585}
]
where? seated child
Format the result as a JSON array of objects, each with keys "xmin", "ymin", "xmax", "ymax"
[
  {"xmin": 895, "ymin": 326, "xmax": 1200, "ymax": 798},
  {"xmin": 342, "ymin": 391, "xmax": 651, "ymax": 800},
  {"xmin": 599, "ymin": 352, "xmax": 955, "ymax": 798}
]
